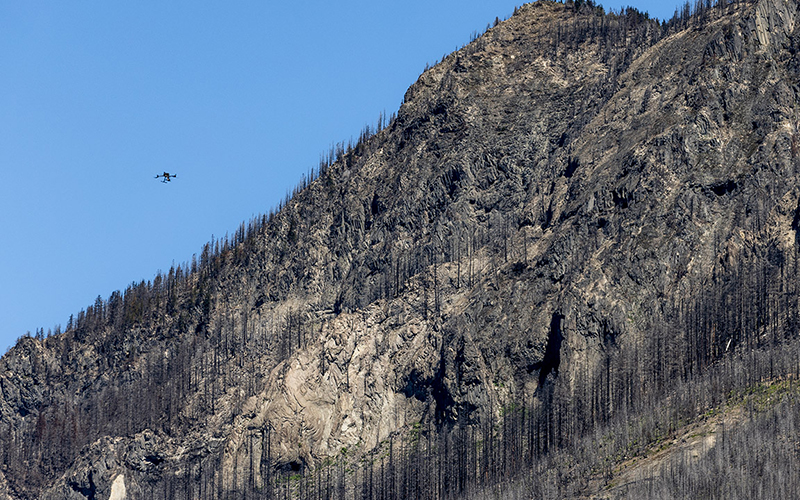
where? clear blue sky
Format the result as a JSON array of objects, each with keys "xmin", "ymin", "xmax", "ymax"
[{"xmin": 1, "ymin": 0, "xmax": 679, "ymax": 353}]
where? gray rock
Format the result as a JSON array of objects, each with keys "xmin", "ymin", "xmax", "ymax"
[{"xmin": 3, "ymin": 1, "xmax": 800, "ymax": 498}]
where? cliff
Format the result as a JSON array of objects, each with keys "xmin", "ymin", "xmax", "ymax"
[{"xmin": 3, "ymin": 0, "xmax": 800, "ymax": 498}]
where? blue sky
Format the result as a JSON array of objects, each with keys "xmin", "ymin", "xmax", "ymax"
[{"xmin": 1, "ymin": 0, "xmax": 679, "ymax": 353}]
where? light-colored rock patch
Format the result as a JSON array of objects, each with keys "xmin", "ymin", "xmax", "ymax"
[{"xmin": 108, "ymin": 474, "xmax": 126, "ymax": 500}]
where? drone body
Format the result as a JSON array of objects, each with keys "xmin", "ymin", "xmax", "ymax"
[{"xmin": 155, "ymin": 172, "xmax": 177, "ymax": 183}]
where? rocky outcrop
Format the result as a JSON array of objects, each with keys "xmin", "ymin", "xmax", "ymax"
[
  {"xmin": 753, "ymin": 0, "xmax": 796, "ymax": 47},
  {"xmin": 3, "ymin": 0, "xmax": 800, "ymax": 498}
]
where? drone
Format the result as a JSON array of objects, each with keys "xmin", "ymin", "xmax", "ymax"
[{"xmin": 155, "ymin": 172, "xmax": 177, "ymax": 183}]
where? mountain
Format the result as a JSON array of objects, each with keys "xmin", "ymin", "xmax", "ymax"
[{"xmin": 4, "ymin": 0, "xmax": 800, "ymax": 498}]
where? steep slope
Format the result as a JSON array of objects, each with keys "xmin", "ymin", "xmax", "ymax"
[{"xmin": 3, "ymin": 0, "xmax": 800, "ymax": 498}]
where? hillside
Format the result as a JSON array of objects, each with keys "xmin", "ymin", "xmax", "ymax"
[{"xmin": 3, "ymin": 0, "xmax": 800, "ymax": 498}]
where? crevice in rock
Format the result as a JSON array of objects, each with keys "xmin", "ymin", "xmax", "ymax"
[
  {"xmin": 400, "ymin": 351, "xmax": 456, "ymax": 424},
  {"xmin": 564, "ymin": 157, "xmax": 579, "ymax": 178},
  {"xmin": 710, "ymin": 179, "xmax": 737, "ymax": 196},
  {"xmin": 530, "ymin": 312, "xmax": 564, "ymax": 389},
  {"xmin": 278, "ymin": 459, "xmax": 306, "ymax": 474},
  {"xmin": 432, "ymin": 352, "xmax": 456, "ymax": 424},
  {"xmin": 613, "ymin": 188, "xmax": 633, "ymax": 209},
  {"xmin": 144, "ymin": 454, "xmax": 164, "ymax": 466},
  {"xmin": 68, "ymin": 471, "xmax": 96, "ymax": 500},
  {"xmin": 401, "ymin": 370, "xmax": 429, "ymax": 402}
]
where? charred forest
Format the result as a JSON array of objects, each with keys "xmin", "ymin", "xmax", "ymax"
[{"xmin": 4, "ymin": 0, "xmax": 800, "ymax": 498}]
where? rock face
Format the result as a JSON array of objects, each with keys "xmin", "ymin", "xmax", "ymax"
[{"xmin": 3, "ymin": 0, "xmax": 800, "ymax": 498}]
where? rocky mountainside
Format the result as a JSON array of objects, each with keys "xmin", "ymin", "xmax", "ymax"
[{"xmin": 4, "ymin": 0, "xmax": 800, "ymax": 498}]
